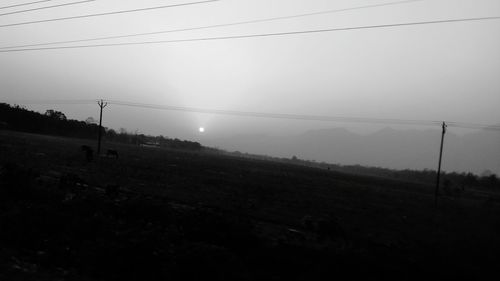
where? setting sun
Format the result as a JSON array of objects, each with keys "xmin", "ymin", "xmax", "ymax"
[{"xmin": 199, "ymin": 127, "xmax": 205, "ymax": 133}]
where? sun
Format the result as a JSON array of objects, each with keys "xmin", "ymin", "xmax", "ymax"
[{"xmin": 199, "ymin": 127, "xmax": 205, "ymax": 133}]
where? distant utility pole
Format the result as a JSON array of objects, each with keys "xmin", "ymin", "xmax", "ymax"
[
  {"xmin": 97, "ymin": 99, "xmax": 108, "ymax": 154},
  {"xmin": 435, "ymin": 121, "xmax": 447, "ymax": 207}
]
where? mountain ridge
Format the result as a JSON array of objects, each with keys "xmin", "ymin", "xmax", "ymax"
[{"xmin": 206, "ymin": 127, "xmax": 500, "ymax": 175}]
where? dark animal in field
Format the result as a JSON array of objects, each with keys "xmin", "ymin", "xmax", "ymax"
[
  {"xmin": 80, "ymin": 145, "xmax": 93, "ymax": 162},
  {"xmin": 106, "ymin": 149, "xmax": 119, "ymax": 159}
]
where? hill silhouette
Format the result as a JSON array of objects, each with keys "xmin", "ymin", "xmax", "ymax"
[{"xmin": 209, "ymin": 127, "xmax": 500, "ymax": 175}]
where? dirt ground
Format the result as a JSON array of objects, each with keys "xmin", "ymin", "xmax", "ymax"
[{"xmin": 1, "ymin": 130, "xmax": 499, "ymax": 280}]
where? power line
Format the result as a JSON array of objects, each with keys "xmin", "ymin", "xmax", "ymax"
[
  {"xmin": 0, "ymin": 0, "xmax": 424, "ymax": 50},
  {"xmin": 101, "ymin": 100, "xmax": 500, "ymax": 131},
  {"xmin": 0, "ymin": 0, "xmax": 53, "ymax": 10},
  {"xmin": 0, "ymin": 0, "xmax": 96, "ymax": 17},
  {"xmin": 3, "ymin": 98, "xmax": 499, "ymax": 130},
  {"xmin": 104, "ymin": 99, "xmax": 444, "ymax": 127},
  {"xmin": 1, "ymin": 15, "xmax": 499, "ymax": 53},
  {"xmin": 0, "ymin": 0, "xmax": 219, "ymax": 28},
  {"xmin": 447, "ymin": 122, "xmax": 500, "ymax": 131},
  {"xmin": 1, "ymin": 99, "xmax": 97, "ymax": 105}
]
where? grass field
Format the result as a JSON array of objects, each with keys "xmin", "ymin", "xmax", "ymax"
[{"xmin": 1, "ymin": 130, "xmax": 499, "ymax": 280}]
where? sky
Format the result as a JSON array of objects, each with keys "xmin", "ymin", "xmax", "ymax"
[{"xmin": 1, "ymin": 0, "xmax": 499, "ymax": 143}]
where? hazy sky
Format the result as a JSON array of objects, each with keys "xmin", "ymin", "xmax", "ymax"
[{"xmin": 1, "ymin": 0, "xmax": 499, "ymax": 141}]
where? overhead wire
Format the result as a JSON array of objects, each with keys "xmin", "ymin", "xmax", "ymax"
[
  {"xmin": 447, "ymin": 122, "xmax": 500, "ymax": 131},
  {"xmin": 0, "ymin": 0, "xmax": 424, "ymax": 50},
  {"xmin": 0, "ymin": 0, "xmax": 53, "ymax": 10},
  {"xmin": 2, "ymin": 99, "xmax": 499, "ymax": 130},
  {"xmin": 0, "ymin": 0, "xmax": 220, "ymax": 28},
  {"xmin": 108, "ymin": 100, "xmax": 500, "ymax": 130},
  {"xmin": 1, "ymin": 99, "xmax": 98, "ymax": 105},
  {"xmin": 0, "ymin": 0, "xmax": 96, "ymax": 17},
  {"xmin": 1, "ymin": 15, "xmax": 499, "ymax": 53},
  {"xmin": 106, "ymin": 99, "xmax": 443, "ymax": 126}
]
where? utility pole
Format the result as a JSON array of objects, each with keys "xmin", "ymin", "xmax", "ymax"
[
  {"xmin": 97, "ymin": 99, "xmax": 108, "ymax": 155},
  {"xmin": 435, "ymin": 121, "xmax": 447, "ymax": 207}
]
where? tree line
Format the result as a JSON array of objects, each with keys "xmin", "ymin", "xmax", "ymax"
[
  {"xmin": 229, "ymin": 151, "xmax": 500, "ymax": 191},
  {"xmin": 0, "ymin": 103, "xmax": 202, "ymax": 151}
]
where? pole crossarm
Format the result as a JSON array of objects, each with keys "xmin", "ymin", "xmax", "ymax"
[{"xmin": 97, "ymin": 100, "xmax": 108, "ymax": 154}]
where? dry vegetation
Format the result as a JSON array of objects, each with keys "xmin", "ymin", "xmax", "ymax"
[{"xmin": 1, "ymin": 130, "xmax": 500, "ymax": 280}]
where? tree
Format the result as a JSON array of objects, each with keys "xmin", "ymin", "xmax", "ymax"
[
  {"xmin": 85, "ymin": 117, "xmax": 97, "ymax": 124},
  {"xmin": 45, "ymin": 109, "xmax": 67, "ymax": 120},
  {"xmin": 481, "ymin": 170, "xmax": 494, "ymax": 177},
  {"xmin": 105, "ymin": 128, "xmax": 117, "ymax": 141},
  {"xmin": 462, "ymin": 173, "xmax": 477, "ymax": 187}
]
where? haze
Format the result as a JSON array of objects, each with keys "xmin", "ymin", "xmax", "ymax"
[{"xmin": 1, "ymin": 0, "xmax": 499, "ymax": 173}]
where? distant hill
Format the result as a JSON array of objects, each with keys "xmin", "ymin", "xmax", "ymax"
[{"xmin": 207, "ymin": 127, "xmax": 500, "ymax": 175}]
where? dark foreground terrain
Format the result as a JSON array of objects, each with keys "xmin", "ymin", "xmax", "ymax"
[{"xmin": 1, "ymin": 130, "xmax": 499, "ymax": 280}]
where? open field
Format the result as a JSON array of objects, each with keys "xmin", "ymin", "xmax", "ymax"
[{"xmin": 1, "ymin": 130, "xmax": 500, "ymax": 280}]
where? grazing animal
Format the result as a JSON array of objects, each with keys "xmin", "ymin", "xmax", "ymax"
[
  {"xmin": 106, "ymin": 149, "xmax": 119, "ymax": 159},
  {"xmin": 80, "ymin": 145, "xmax": 93, "ymax": 162}
]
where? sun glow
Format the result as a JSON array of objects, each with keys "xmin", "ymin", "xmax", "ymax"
[{"xmin": 199, "ymin": 127, "xmax": 205, "ymax": 133}]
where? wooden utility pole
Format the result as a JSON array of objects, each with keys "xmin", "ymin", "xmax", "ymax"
[
  {"xmin": 435, "ymin": 121, "xmax": 447, "ymax": 207},
  {"xmin": 97, "ymin": 99, "xmax": 108, "ymax": 154}
]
